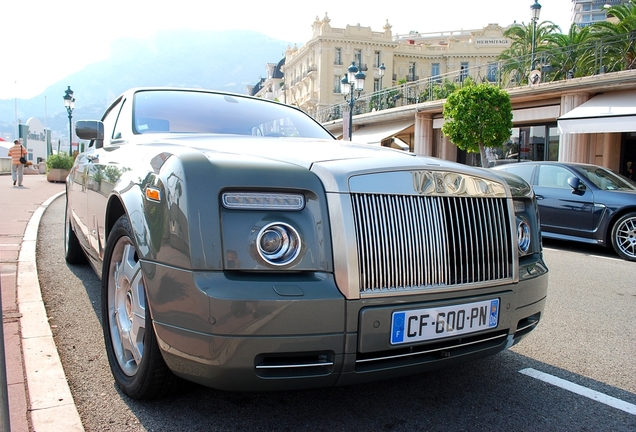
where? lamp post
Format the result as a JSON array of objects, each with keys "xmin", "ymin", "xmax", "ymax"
[
  {"xmin": 530, "ymin": 0, "xmax": 542, "ymax": 75},
  {"xmin": 341, "ymin": 61, "xmax": 366, "ymax": 141},
  {"xmin": 63, "ymin": 86, "xmax": 75, "ymax": 153},
  {"xmin": 378, "ymin": 63, "xmax": 386, "ymax": 110}
]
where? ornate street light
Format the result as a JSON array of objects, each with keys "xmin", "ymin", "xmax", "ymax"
[
  {"xmin": 63, "ymin": 86, "xmax": 75, "ymax": 152},
  {"xmin": 341, "ymin": 61, "xmax": 366, "ymax": 141},
  {"xmin": 378, "ymin": 63, "xmax": 386, "ymax": 110},
  {"xmin": 530, "ymin": 0, "xmax": 542, "ymax": 82}
]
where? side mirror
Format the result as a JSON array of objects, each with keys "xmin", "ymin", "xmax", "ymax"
[
  {"xmin": 567, "ymin": 176, "xmax": 584, "ymax": 193},
  {"xmin": 76, "ymin": 120, "xmax": 104, "ymax": 140}
]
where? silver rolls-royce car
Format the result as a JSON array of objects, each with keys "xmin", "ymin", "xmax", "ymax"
[{"xmin": 66, "ymin": 88, "xmax": 548, "ymax": 399}]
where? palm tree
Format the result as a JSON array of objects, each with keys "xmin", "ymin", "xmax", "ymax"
[
  {"xmin": 542, "ymin": 23, "xmax": 592, "ymax": 79},
  {"xmin": 589, "ymin": 0, "xmax": 636, "ymax": 71},
  {"xmin": 497, "ymin": 21, "xmax": 560, "ymax": 86}
]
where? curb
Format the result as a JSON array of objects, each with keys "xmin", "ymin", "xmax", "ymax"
[{"xmin": 17, "ymin": 191, "xmax": 84, "ymax": 431}]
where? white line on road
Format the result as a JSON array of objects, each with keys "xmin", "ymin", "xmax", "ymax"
[{"xmin": 519, "ymin": 368, "xmax": 636, "ymax": 415}]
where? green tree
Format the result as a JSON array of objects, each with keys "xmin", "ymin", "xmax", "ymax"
[
  {"xmin": 542, "ymin": 23, "xmax": 592, "ymax": 79},
  {"xmin": 498, "ymin": 20, "xmax": 560, "ymax": 85},
  {"xmin": 441, "ymin": 82, "xmax": 513, "ymax": 167},
  {"xmin": 590, "ymin": 0, "xmax": 636, "ymax": 72}
]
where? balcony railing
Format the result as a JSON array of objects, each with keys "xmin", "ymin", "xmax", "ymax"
[{"xmin": 313, "ymin": 33, "xmax": 635, "ymax": 123}]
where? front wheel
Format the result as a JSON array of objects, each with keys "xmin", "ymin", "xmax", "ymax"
[
  {"xmin": 610, "ymin": 212, "xmax": 636, "ymax": 261},
  {"xmin": 102, "ymin": 215, "xmax": 182, "ymax": 399}
]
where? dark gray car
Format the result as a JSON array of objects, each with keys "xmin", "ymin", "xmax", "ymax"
[
  {"xmin": 493, "ymin": 161, "xmax": 636, "ymax": 261},
  {"xmin": 65, "ymin": 88, "xmax": 548, "ymax": 399}
]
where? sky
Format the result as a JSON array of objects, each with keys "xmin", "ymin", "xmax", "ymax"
[{"xmin": 1, "ymin": 0, "xmax": 573, "ymax": 101}]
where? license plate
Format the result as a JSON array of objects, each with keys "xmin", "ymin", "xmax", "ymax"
[{"xmin": 390, "ymin": 299, "xmax": 499, "ymax": 345}]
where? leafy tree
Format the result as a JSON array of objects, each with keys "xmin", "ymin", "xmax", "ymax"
[
  {"xmin": 498, "ymin": 21, "xmax": 560, "ymax": 85},
  {"xmin": 542, "ymin": 23, "xmax": 592, "ymax": 79},
  {"xmin": 441, "ymin": 82, "xmax": 513, "ymax": 167},
  {"xmin": 589, "ymin": 0, "xmax": 636, "ymax": 71}
]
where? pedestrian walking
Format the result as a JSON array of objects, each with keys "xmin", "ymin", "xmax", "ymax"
[{"xmin": 9, "ymin": 139, "xmax": 28, "ymax": 187}]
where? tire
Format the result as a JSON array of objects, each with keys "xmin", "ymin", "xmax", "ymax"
[
  {"xmin": 64, "ymin": 199, "xmax": 87, "ymax": 264},
  {"xmin": 610, "ymin": 212, "xmax": 636, "ymax": 262},
  {"xmin": 101, "ymin": 215, "xmax": 182, "ymax": 399}
]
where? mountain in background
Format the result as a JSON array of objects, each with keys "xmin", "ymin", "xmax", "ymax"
[{"xmin": 0, "ymin": 29, "xmax": 291, "ymax": 137}]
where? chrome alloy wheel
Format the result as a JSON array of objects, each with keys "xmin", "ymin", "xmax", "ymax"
[
  {"xmin": 613, "ymin": 213, "xmax": 636, "ymax": 261},
  {"xmin": 107, "ymin": 236, "xmax": 147, "ymax": 377}
]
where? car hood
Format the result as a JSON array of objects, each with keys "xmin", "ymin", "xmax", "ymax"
[
  {"xmin": 153, "ymin": 134, "xmax": 415, "ymax": 167},
  {"xmin": 145, "ymin": 134, "xmax": 513, "ymax": 194}
]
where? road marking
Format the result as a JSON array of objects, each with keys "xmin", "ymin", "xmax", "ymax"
[{"xmin": 520, "ymin": 368, "xmax": 636, "ymax": 415}]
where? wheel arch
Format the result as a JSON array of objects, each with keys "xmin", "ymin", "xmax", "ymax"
[{"xmin": 604, "ymin": 205, "xmax": 636, "ymax": 244}]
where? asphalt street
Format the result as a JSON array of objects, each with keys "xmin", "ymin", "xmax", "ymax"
[{"xmin": 37, "ymin": 195, "xmax": 636, "ymax": 431}]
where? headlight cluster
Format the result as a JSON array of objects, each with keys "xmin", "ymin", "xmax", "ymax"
[
  {"xmin": 221, "ymin": 192, "xmax": 307, "ymax": 268},
  {"xmin": 513, "ymin": 199, "xmax": 533, "ymax": 256}
]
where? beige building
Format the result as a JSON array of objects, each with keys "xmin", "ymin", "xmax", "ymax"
[{"xmin": 280, "ymin": 14, "xmax": 513, "ymax": 117}]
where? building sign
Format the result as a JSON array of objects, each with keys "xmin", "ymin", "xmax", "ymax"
[
  {"xmin": 24, "ymin": 117, "xmax": 49, "ymax": 163},
  {"xmin": 475, "ymin": 38, "xmax": 510, "ymax": 47}
]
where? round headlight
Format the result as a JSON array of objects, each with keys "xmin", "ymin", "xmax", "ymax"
[
  {"xmin": 517, "ymin": 220, "xmax": 531, "ymax": 254},
  {"xmin": 257, "ymin": 222, "xmax": 301, "ymax": 266}
]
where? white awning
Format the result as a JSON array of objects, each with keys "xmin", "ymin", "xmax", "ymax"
[
  {"xmin": 558, "ymin": 91, "xmax": 636, "ymax": 134},
  {"xmin": 351, "ymin": 121, "xmax": 413, "ymax": 145}
]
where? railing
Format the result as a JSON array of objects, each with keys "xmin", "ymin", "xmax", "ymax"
[{"xmin": 313, "ymin": 33, "xmax": 635, "ymax": 123}]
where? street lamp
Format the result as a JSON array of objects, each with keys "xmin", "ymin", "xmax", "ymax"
[
  {"xmin": 378, "ymin": 63, "xmax": 386, "ymax": 110},
  {"xmin": 341, "ymin": 61, "xmax": 366, "ymax": 141},
  {"xmin": 63, "ymin": 86, "xmax": 75, "ymax": 152},
  {"xmin": 530, "ymin": 0, "xmax": 542, "ymax": 77}
]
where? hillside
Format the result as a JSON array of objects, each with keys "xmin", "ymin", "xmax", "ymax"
[{"xmin": 0, "ymin": 29, "xmax": 291, "ymax": 136}]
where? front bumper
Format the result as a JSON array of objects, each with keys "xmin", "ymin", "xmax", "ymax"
[{"xmin": 143, "ymin": 258, "xmax": 548, "ymax": 391}]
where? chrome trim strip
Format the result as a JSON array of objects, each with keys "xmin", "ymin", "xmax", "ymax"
[
  {"xmin": 516, "ymin": 320, "xmax": 539, "ymax": 333},
  {"xmin": 356, "ymin": 333, "xmax": 508, "ymax": 364},
  {"xmin": 255, "ymin": 361, "xmax": 335, "ymax": 369}
]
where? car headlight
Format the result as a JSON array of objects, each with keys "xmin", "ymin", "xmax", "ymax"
[
  {"xmin": 517, "ymin": 218, "xmax": 531, "ymax": 254},
  {"xmin": 256, "ymin": 222, "xmax": 302, "ymax": 266}
]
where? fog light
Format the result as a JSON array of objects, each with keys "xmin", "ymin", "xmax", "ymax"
[
  {"xmin": 518, "ymin": 220, "xmax": 531, "ymax": 254},
  {"xmin": 257, "ymin": 222, "xmax": 301, "ymax": 266}
]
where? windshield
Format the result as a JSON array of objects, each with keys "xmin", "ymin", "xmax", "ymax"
[
  {"xmin": 132, "ymin": 90, "xmax": 334, "ymax": 140},
  {"xmin": 577, "ymin": 165, "xmax": 636, "ymax": 191}
]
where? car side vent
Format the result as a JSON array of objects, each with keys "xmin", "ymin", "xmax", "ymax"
[{"xmin": 254, "ymin": 352, "xmax": 335, "ymax": 378}]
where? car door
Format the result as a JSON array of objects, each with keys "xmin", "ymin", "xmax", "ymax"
[
  {"xmin": 533, "ymin": 164, "xmax": 595, "ymax": 237},
  {"xmin": 83, "ymin": 97, "xmax": 128, "ymax": 260},
  {"xmin": 66, "ymin": 148, "xmax": 93, "ymax": 253}
]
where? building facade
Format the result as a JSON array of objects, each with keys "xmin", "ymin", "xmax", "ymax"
[
  {"xmin": 280, "ymin": 14, "xmax": 512, "ymax": 117},
  {"xmin": 571, "ymin": 0, "xmax": 631, "ymax": 27}
]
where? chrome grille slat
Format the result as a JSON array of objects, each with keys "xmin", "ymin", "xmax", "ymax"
[{"xmin": 352, "ymin": 193, "xmax": 514, "ymax": 294}]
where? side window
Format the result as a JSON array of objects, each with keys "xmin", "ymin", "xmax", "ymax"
[
  {"xmin": 537, "ymin": 166, "xmax": 571, "ymax": 188},
  {"xmin": 504, "ymin": 164, "xmax": 535, "ymax": 184},
  {"xmin": 101, "ymin": 98, "xmax": 128, "ymax": 144},
  {"xmin": 111, "ymin": 98, "xmax": 129, "ymax": 141}
]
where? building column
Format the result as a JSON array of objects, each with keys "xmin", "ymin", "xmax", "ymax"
[
  {"xmin": 592, "ymin": 132, "xmax": 622, "ymax": 170},
  {"xmin": 559, "ymin": 93, "xmax": 591, "ymax": 163},
  {"xmin": 438, "ymin": 134, "xmax": 457, "ymax": 162},
  {"xmin": 413, "ymin": 113, "xmax": 433, "ymax": 155}
]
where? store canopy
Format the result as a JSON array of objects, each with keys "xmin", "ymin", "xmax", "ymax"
[
  {"xmin": 351, "ymin": 121, "xmax": 413, "ymax": 145},
  {"xmin": 558, "ymin": 90, "xmax": 636, "ymax": 134}
]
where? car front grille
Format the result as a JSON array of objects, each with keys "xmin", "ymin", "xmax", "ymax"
[{"xmin": 351, "ymin": 193, "xmax": 514, "ymax": 295}]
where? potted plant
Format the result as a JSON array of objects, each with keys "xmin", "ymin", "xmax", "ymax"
[{"xmin": 46, "ymin": 152, "xmax": 75, "ymax": 183}]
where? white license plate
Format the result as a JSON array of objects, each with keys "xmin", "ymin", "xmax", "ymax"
[{"xmin": 390, "ymin": 299, "xmax": 499, "ymax": 345}]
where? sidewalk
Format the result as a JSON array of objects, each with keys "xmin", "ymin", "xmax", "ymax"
[{"xmin": 0, "ymin": 173, "xmax": 84, "ymax": 431}]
